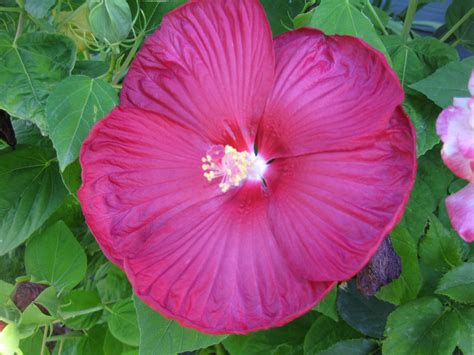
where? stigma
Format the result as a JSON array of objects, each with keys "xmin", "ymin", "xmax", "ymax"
[{"xmin": 201, "ymin": 145, "xmax": 267, "ymax": 193}]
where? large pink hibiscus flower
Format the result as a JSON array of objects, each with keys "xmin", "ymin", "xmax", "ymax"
[{"xmin": 78, "ymin": 0, "xmax": 416, "ymax": 334}]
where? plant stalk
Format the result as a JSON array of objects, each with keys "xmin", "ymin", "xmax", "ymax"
[
  {"xmin": 440, "ymin": 8, "xmax": 474, "ymax": 43},
  {"xmin": 13, "ymin": 10, "xmax": 24, "ymax": 45},
  {"xmin": 402, "ymin": 0, "xmax": 418, "ymax": 41},
  {"xmin": 365, "ymin": 0, "xmax": 389, "ymax": 36}
]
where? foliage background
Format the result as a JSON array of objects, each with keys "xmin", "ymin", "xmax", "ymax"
[{"xmin": 0, "ymin": 0, "xmax": 473, "ymax": 354}]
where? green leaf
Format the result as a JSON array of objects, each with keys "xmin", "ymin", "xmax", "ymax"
[
  {"xmin": 19, "ymin": 330, "xmax": 43, "ymax": 355},
  {"xmin": 382, "ymin": 36, "xmax": 458, "ymax": 89},
  {"xmin": 308, "ymin": 0, "xmax": 388, "ymax": 56},
  {"xmin": 304, "ymin": 315, "xmax": 360, "ymax": 354},
  {"xmin": 314, "ymin": 287, "xmax": 338, "ymax": 322},
  {"xmin": 224, "ymin": 312, "xmax": 315, "ymax": 355},
  {"xmin": 0, "ymin": 145, "xmax": 68, "ymax": 256},
  {"xmin": 411, "ymin": 57, "xmax": 474, "ymax": 108},
  {"xmin": 103, "ymin": 329, "xmax": 136, "ymax": 355},
  {"xmin": 337, "ymin": 280, "xmax": 394, "ymax": 338},
  {"xmin": 135, "ymin": 297, "xmax": 226, "ymax": 355},
  {"xmin": 128, "ymin": 0, "xmax": 186, "ymax": 31},
  {"xmin": 25, "ymin": 221, "xmax": 87, "ymax": 291},
  {"xmin": 453, "ymin": 306, "xmax": 474, "ymax": 355},
  {"xmin": 318, "ymin": 339, "xmax": 377, "ymax": 355},
  {"xmin": 445, "ymin": 0, "xmax": 474, "ymax": 51},
  {"xmin": 24, "ymin": 0, "xmax": 55, "ymax": 18},
  {"xmin": 88, "ymin": 0, "xmax": 133, "ymax": 44},
  {"xmin": 419, "ymin": 215, "xmax": 465, "ymax": 273},
  {"xmin": 108, "ymin": 299, "xmax": 139, "ymax": 347},
  {"xmin": 436, "ymin": 263, "xmax": 474, "ymax": 304},
  {"xmin": 383, "ymin": 297, "xmax": 460, "ymax": 355},
  {"xmin": 417, "ymin": 146, "xmax": 455, "ymax": 206},
  {"xmin": 376, "ymin": 226, "xmax": 421, "ymax": 305},
  {"xmin": 259, "ymin": 0, "xmax": 305, "ymax": 35},
  {"xmin": 403, "ymin": 96, "xmax": 440, "ymax": 157},
  {"xmin": 0, "ymin": 281, "xmax": 14, "ymax": 304},
  {"xmin": 72, "ymin": 60, "xmax": 109, "ymax": 78},
  {"xmin": 60, "ymin": 289, "xmax": 103, "ymax": 330},
  {"xmin": 0, "ymin": 32, "xmax": 76, "ymax": 132},
  {"xmin": 0, "ymin": 323, "xmax": 22, "ymax": 355},
  {"xmin": 45, "ymin": 75, "xmax": 118, "ymax": 170},
  {"xmin": 95, "ymin": 263, "xmax": 132, "ymax": 304}
]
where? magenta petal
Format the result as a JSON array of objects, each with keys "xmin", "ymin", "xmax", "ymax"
[
  {"xmin": 124, "ymin": 184, "xmax": 334, "ymax": 334},
  {"xmin": 120, "ymin": 0, "xmax": 274, "ymax": 150},
  {"xmin": 446, "ymin": 183, "xmax": 474, "ymax": 242},
  {"xmin": 78, "ymin": 107, "xmax": 223, "ymax": 266},
  {"xmin": 265, "ymin": 108, "xmax": 416, "ymax": 281},
  {"xmin": 257, "ymin": 28, "xmax": 404, "ymax": 159}
]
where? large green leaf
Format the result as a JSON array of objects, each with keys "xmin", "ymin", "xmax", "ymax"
[
  {"xmin": 445, "ymin": 0, "xmax": 474, "ymax": 51},
  {"xmin": 383, "ymin": 297, "xmax": 460, "ymax": 355},
  {"xmin": 24, "ymin": 0, "xmax": 55, "ymax": 18},
  {"xmin": 436, "ymin": 263, "xmax": 474, "ymax": 304},
  {"xmin": 135, "ymin": 297, "xmax": 226, "ymax": 355},
  {"xmin": 0, "ymin": 33, "xmax": 76, "ymax": 132},
  {"xmin": 259, "ymin": 0, "xmax": 305, "ymax": 35},
  {"xmin": 403, "ymin": 96, "xmax": 440, "ymax": 157},
  {"xmin": 411, "ymin": 57, "xmax": 474, "ymax": 109},
  {"xmin": 453, "ymin": 306, "xmax": 474, "ymax": 355},
  {"xmin": 304, "ymin": 315, "xmax": 360, "ymax": 354},
  {"xmin": 399, "ymin": 174, "xmax": 436, "ymax": 241},
  {"xmin": 308, "ymin": 0, "xmax": 387, "ymax": 56},
  {"xmin": 60, "ymin": 289, "xmax": 103, "ymax": 330},
  {"xmin": 45, "ymin": 75, "xmax": 118, "ymax": 170},
  {"xmin": 224, "ymin": 312, "xmax": 315, "ymax": 355},
  {"xmin": 314, "ymin": 287, "xmax": 338, "ymax": 322},
  {"xmin": 108, "ymin": 299, "xmax": 139, "ymax": 347},
  {"xmin": 318, "ymin": 339, "xmax": 377, "ymax": 355},
  {"xmin": 376, "ymin": 226, "xmax": 421, "ymax": 305},
  {"xmin": 382, "ymin": 36, "xmax": 458, "ymax": 89},
  {"xmin": 0, "ymin": 146, "xmax": 68, "ymax": 256},
  {"xmin": 24, "ymin": 221, "xmax": 87, "ymax": 291},
  {"xmin": 419, "ymin": 215, "xmax": 465, "ymax": 273},
  {"xmin": 88, "ymin": 0, "xmax": 133, "ymax": 44},
  {"xmin": 337, "ymin": 280, "xmax": 394, "ymax": 338}
]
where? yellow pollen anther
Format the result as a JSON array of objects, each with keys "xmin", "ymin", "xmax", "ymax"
[{"xmin": 201, "ymin": 145, "xmax": 266, "ymax": 193}]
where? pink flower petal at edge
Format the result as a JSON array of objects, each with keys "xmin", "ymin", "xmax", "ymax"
[
  {"xmin": 446, "ymin": 183, "xmax": 474, "ymax": 242},
  {"xmin": 257, "ymin": 28, "xmax": 404, "ymax": 159},
  {"xmin": 121, "ymin": 0, "xmax": 274, "ymax": 151},
  {"xmin": 265, "ymin": 107, "xmax": 416, "ymax": 281},
  {"xmin": 124, "ymin": 184, "xmax": 334, "ymax": 334},
  {"xmin": 78, "ymin": 107, "xmax": 225, "ymax": 266},
  {"xmin": 79, "ymin": 106, "xmax": 335, "ymax": 334}
]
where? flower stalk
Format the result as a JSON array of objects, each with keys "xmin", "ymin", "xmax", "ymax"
[{"xmin": 402, "ymin": 0, "xmax": 418, "ymax": 41}]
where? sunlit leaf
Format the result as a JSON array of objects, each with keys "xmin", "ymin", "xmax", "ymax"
[
  {"xmin": 25, "ymin": 221, "xmax": 87, "ymax": 291},
  {"xmin": 0, "ymin": 32, "xmax": 76, "ymax": 132},
  {"xmin": 45, "ymin": 75, "xmax": 118, "ymax": 170},
  {"xmin": 0, "ymin": 146, "xmax": 68, "ymax": 256}
]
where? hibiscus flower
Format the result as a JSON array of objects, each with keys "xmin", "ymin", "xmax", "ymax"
[
  {"xmin": 78, "ymin": 0, "xmax": 416, "ymax": 334},
  {"xmin": 437, "ymin": 70, "xmax": 474, "ymax": 242}
]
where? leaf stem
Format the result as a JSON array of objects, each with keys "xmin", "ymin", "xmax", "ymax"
[
  {"xmin": 402, "ymin": 0, "xmax": 418, "ymax": 41},
  {"xmin": 13, "ymin": 10, "xmax": 24, "ymax": 45},
  {"xmin": 0, "ymin": 6, "xmax": 21, "ymax": 13},
  {"xmin": 365, "ymin": 0, "xmax": 389, "ymax": 36},
  {"xmin": 111, "ymin": 32, "xmax": 145, "ymax": 85},
  {"xmin": 440, "ymin": 8, "xmax": 474, "ymax": 43}
]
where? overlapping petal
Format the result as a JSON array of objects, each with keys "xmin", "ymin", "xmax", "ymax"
[
  {"xmin": 121, "ymin": 0, "xmax": 274, "ymax": 151},
  {"xmin": 265, "ymin": 108, "xmax": 416, "ymax": 281},
  {"xmin": 446, "ymin": 183, "xmax": 474, "ymax": 242},
  {"xmin": 78, "ymin": 107, "xmax": 224, "ymax": 266},
  {"xmin": 257, "ymin": 28, "xmax": 404, "ymax": 159},
  {"xmin": 124, "ymin": 184, "xmax": 334, "ymax": 333}
]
